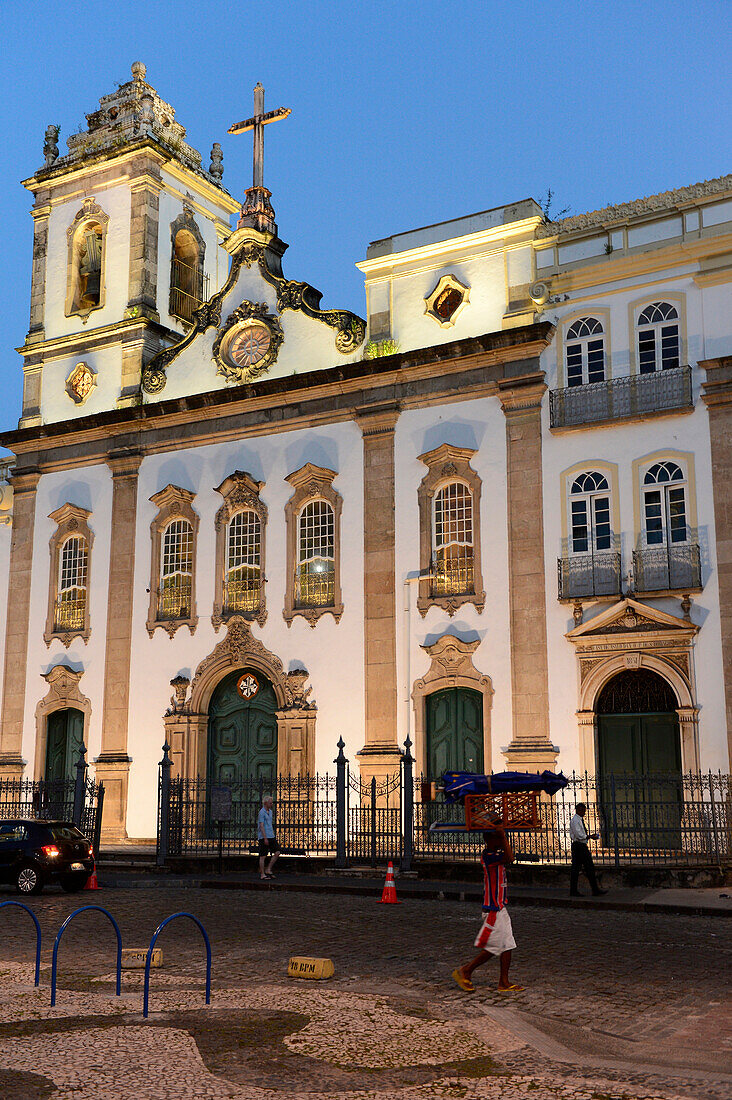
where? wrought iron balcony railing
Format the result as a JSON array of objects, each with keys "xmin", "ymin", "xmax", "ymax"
[
  {"xmin": 54, "ymin": 597, "xmax": 86, "ymax": 631},
  {"xmin": 633, "ymin": 542, "xmax": 701, "ymax": 593},
  {"xmin": 223, "ymin": 575, "xmax": 261, "ymax": 614},
  {"xmin": 550, "ymin": 365, "xmax": 692, "ymax": 429},
  {"xmin": 557, "ymin": 552, "xmax": 622, "ymax": 600},
  {"xmin": 431, "ymin": 561, "xmax": 475, "ymax": 598},
  {"xmin": 169, "ymin": 259, "xmax": 210, "ymax": 324}
]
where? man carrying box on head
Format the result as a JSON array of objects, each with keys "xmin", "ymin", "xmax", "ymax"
[{"xmin": 452, "ymin": 815, "xmax": 524, "ymax": 993}]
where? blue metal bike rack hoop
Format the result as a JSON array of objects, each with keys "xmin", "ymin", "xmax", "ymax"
[
  {"xmin": 143, "ymin": 911, "xmax": 212, "ymax": 1018},
  {"xmin": 51, "ymin": 905, "xmax": 122, "ymax": 1007},
  {"xmin": 0, "ymin": 901, "xmax": 42, "ymax": 987}
]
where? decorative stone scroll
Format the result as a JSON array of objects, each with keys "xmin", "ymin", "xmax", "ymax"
[{"xmin": 141, "ymin": 236, "xmax": 365, "ymax": 395}]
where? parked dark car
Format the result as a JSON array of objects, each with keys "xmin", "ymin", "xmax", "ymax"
[{"xmin": 0, "ymin": 819, "xmax": 94, "ymax": 895}]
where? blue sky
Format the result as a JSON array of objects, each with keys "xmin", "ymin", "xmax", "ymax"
[{"xmin": 0, "ymin": 0, "xmax": 729, "ymax": 440}]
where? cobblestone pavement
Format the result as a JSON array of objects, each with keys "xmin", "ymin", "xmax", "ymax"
[{"xmin": 0, "ymin": 884, "xmax": 729, "ymax": 1099}]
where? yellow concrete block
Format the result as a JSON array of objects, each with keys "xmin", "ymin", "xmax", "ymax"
[
  {"xmin": 121, "ymin": 947, "xmax": 163, "ymax": 970},
  {"xmin": 287, "ymin": 956, "xmax": 334, "ymax": 980}
]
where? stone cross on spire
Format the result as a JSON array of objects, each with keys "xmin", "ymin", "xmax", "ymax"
[{"xmin": 228, "ymin": 83, "xmax": 291, "ymax": 190}]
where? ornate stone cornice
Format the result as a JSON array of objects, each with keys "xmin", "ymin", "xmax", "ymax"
[
  {"xmin": 497, "ymin": 373, "xmax": 547, "ymax": 414},
  {"xmin": 353, "ymin": 403, "xmax": 401, "ymax": 435},
  {"xmin": 535, "ymin": 174, "xmax": 732, "ymax": 239},
  {"xmin": 700, "ymin": 354, "xmax": 732, "ymax": 410}
]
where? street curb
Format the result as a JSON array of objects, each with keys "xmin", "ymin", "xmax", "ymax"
[{"xmin": 93, "ymin": 873, "xmax": 732, "ymax": 917}]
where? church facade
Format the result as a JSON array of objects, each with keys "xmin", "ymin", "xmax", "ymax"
[{"xmin": 0, "ymin": 66, "xmax": 730, "ymax": 841}]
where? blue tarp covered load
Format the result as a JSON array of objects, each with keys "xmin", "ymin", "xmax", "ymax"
[{"xmin": 442, "ymin": 770, "xmax": 569, "ymax": 803}]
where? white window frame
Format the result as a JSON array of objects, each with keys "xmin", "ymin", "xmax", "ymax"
[
  {"xmin": 565, "ymin": 317, "xmax": 606, "ymax": 387},
  {"xmin": 569, "ymin": 472, "xmax": 613, "ymax": 556},
  {"xmin": 431, "ymin": 480, "xmax": 475, "ymax": 596},
  {"xmin": 225, "ymin": 509, "xmax": 262, "ymax": 614},
  {"xmin": 637, "ymin": 302, "xmax": 680, "ymax": 374},
  {"xmin": 642, "ymin": 461, "xmax": 688, "ymax": 548}
]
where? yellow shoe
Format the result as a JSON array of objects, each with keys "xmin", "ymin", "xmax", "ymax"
[{"xmin": 452, "ymin": 968, "xmax": 475, "ymax": 993}]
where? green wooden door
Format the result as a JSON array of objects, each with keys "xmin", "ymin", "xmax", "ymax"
[
  {"xmin": 426, "ymin": 688, "xmax": 483, "ymax": 777},
  {"xmin": 208, "ymin": 669, "xmax": 278, "ymax": 784},
  {"xmin": 598, "ymin": 711, "xmax": 682, "ymax": 850},
  {"xmin": 45, "ymin": 709, "xmax": 84, "ymax": 784},
  {"xmin": 44, "ymin": 708, "xmax": 84, "ymax": 819}
]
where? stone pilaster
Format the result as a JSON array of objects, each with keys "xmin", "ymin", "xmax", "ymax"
[
  {"xmin": 127, "ymin": 160, "xmax": 161, "ymax": 320},
  {"xmin": 355, "ymin": 406, "xmax": 402, "ymax": 783},
  {"xmin": 700, "ymin": 354, "xmax": 732, "ymax": 768},
  {"xmin": 27, "ymin": 197, "xmax": 50, "ymax": 343},
  {"xmin": 0, "ymin": 468, "xmax": 40, "ymax": 778},
  {"xmin": 96, "ymin": 450, "xmax": 141, "ymax": 839},
  {"xmin": 498, "ymin": 375, "xmax": 558, "ymax": 772}
]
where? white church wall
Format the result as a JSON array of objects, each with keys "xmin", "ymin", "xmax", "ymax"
[
  {"xmin": 125, "ymin": 419, "xmax": 365, "ymax": 838},
  {"xmin": 388, "ymin": 249, "xmax": 507, "ymax": 353},
  {"xmin": 39, "ymin": 344, "xmax": 122, "ymax": 424},
  {"xmin": 700, "ymin": 283, "xmax": 732, "ymax": 361},
  {"xmin": 43, "ymin": 183, "xmax": 132, "ymax": 341},
  {"xmin": 394, "ymin": 396, "xmax": 512, "ymax": 774},
  {"xmin": 19, "ymin": 465, "xmax": 113, "ymax": 775}
]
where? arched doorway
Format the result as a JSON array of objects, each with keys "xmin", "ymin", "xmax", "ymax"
[
  {"xmin": 45, "ymin": 708, "xmax": 84, "ymax": 784},
  {"xmin": 596, "ymin": 669, "xmax": 682, "ymax": 849},
  {"xmin": 597, "ymin": 669, "xmax": 681, "ymax": 774},
  {"xmin": 426, "ymin": 687, "xmax": 483, "ymax": 777},
  {"xmin": 208, "ymin": 669, "xmax": 278, "ymax": 785}
]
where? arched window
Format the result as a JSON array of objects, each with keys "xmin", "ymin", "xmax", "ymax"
[
  {"xmin": 432, "ymin": 481, "xmax": 474, "ymax": 595},
  {"xmin": 637, "ymin": 302, "xmax": 680, "ymax": 373},
  {"xmin": 159, "ymin": 519, "xmax": 194, "ymax": 620},
  {"xmin": 225, "ymin": 510, "xmax": 261, "ymax": 613},
  {"xmin": 569, "ymin": 472, "xmax": 612, "ymax": 554},
  {"xmin": 170, "ymin": 221, "xmax": 208, "ymax": 324},
  {"xmin": 284, "ymin": 464, "xmax": 343, "ymax": 626},
  {"xmin": 565, "ymin": 317, "xmax": 605, "ymax": 387},
  {"xmin": 296, "ymin": 500, "xmax": 335, "ymax": 608},
  {"xmin": 147, "ymin": 485, "xmax": 199, "ymax": 637},
  {"xmin": 55, "ymin": 535, "xmax": 88, "ymax": 631},
  {"xmin": 643, "ymin": 461, "xmax": 687, "ymax": 546}
]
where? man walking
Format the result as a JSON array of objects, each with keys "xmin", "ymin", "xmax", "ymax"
[
  {"xmin": 257, "ymin": 795, "xmax": 280, "ymax": 880},
  {"xmin": 452, "ymin": 820, "xmax": 524, "ymax": 993},
  {"xmin": 569, "ymin": 802, "xmax": 607, "ymax": 897}
]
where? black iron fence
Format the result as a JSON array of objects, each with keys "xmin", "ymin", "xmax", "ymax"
[
  {"xmin": 156, "ymin": 738, "xmax": 731, "ymax": 869},
  {"xmin": 0, "ymin": 748, "xmax": 105, "ymax": 856}
]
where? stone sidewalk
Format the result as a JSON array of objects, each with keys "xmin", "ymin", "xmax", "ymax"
[{"xmin": 0, "ymin": 885, "xmax": 729, "ymax": 1099}]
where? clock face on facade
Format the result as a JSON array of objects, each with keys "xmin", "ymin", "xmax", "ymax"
[{"xmin": 226, "ymin": 322, "xmax": 272, "ymax": 369}]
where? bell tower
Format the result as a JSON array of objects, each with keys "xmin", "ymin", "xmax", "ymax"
[{"xmin": 19, "ymin": 63, "xmax": 240, "ymax": 427}]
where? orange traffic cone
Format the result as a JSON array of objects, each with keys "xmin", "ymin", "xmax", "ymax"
[
  {"xmin": 377, "ymin": 861, "xmax": 400, "ymax": 904},
  {"xmin": 84, "ymin": 863, "xmax": 100, "ymax": 890}
]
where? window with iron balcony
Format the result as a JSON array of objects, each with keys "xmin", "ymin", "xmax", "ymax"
[
  {"xmin": 550, "ymin": 302, "xmax": 692, "ymax": 429},
  {"xmin": 634, "ymin": 460, "xmax": 701, "ymax": 594},
  {"xmin": 45, "ymin": 503, "xmax": 93, "ymax": 647},
  {"xmin": 417, "ymin": 443, "xmax": 485, "ymax": 617},
  {"xmin": 212, "ymin": 472, "xmax": 268, "ymax": 629},
  {"xmin": 283, "ymin": 464, "xmax": 343, "ymax": 627},
  {"xmin": 557, "ymin": 471, "xmax": 621, "ymax": 600},
  {"xmin": 146, "ymin": 485, "xmax": 199, "ymax": 637}
]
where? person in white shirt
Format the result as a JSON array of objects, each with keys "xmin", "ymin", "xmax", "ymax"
[{"xmin": 569, "ymin": 803, "xmax": 606, "ymax": 897}]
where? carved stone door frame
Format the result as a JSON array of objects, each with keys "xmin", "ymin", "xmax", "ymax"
[
  {"xmin": 567, "ymin": 598, "xmax": 700, "ymax": 773},
  {"xmin": 411, "ymin": 634, "xmax": 493, "ymax": 777},
  {"xmin": 163, "ymin": 616, "xmax": 317, "ymax": 779}
]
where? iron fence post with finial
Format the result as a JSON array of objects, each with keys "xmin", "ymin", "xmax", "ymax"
[
  {"xmin": 157, "ymin": 741, "xmax": 172, "ymax": 868},
  {"xmin": 72, "ymin": 742, "xmax": 88, "ymax": 829},
  {"xmin": 335, "ymin": 738, "xmax": 347, "ymax": 868},
  {"xmin": 402, "ymin": 735, "xmax": 414, "ymax": 872}
]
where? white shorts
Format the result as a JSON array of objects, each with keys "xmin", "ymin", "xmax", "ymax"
[{"xmin": 474, "ymin": 907, "xmax": 516, "ymax": 955}]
